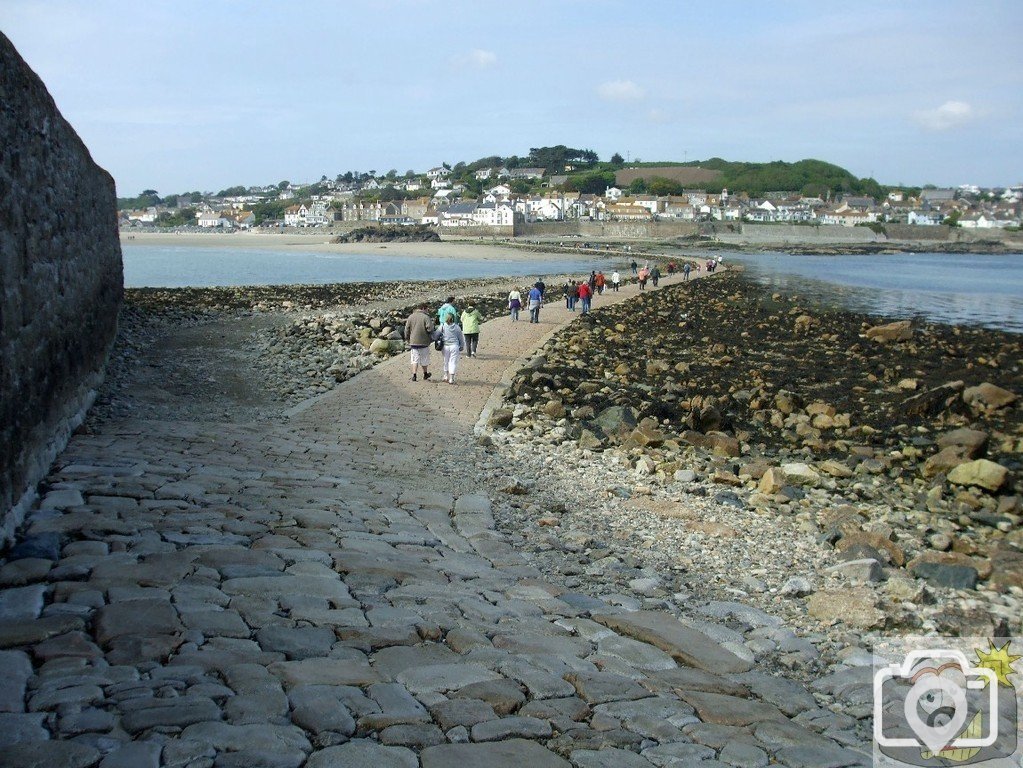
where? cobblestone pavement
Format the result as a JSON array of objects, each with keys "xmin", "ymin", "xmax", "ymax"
[{"xmin": 0, "ymin": 274, "xmax": 872, "ymax": 767}]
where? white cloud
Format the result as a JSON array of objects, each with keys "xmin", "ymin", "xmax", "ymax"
[
  {"xmin": 451, "ymin": 48, "xmax": 497, "ymax": 69},
  {"xmin": 597, "ymin": 79, "xmax": 646, "ymax": 102},
  {"xmin": 913, "ymin": 100, "xmax": 976, "ymax": 131},
  {"xmin": 647, "ymin": 108, "xmax": 670, "ymax": 124}
]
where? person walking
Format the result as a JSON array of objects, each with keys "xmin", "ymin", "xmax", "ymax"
[
  {"xmin": 568, "ymin": 280, "xmax": 579, "ymax": 311},
  {"xmin": 562, "ymin": 280, "xmax": 574, "ymax": 310},
  {"xmin": 595, "ymin": 271, "xmax": 606, "ymax": 295},
  {"xmin": 508, "ymin": 288, "xmax": 521, "ymax": 321},
  {"xmin": 404, "ymin": 303, "xmax": 435, "ymax": 382},
  {"xmin": 438, "ymin": 313, "xmax": 466, "ymax": 384},
  {"xmin": 588, "ymin": 271, "xmax": 597, "ymax": 296},
  {"xmin": 682, "ymin": 262, "xmax": 691, "ymax": 281},
  {"xmin": 577, "ymin": 278, "xmax": 592, "ymax": 314},
  {"xmin": 650, "ymin": 265, "xmax": 661, "ymax": 287},
  {"xmin": 437, "ymin": 296, "xmax": 458, "ymax": 326},
  {"xmin": 461, "ymin": 304, "xmax": 483, "ymax": 357},
  {"xmin": 535, "ymin": 278, "xmax": 546, "ymax": 300},
  {"xmin": 630, "ymin": 259, "xmax": 638, "ymax": 276},
  {"xmin": 611, "ymin": 270, "xmax": 621, "ymax": 292},
  {"xmin": 528, "ymin": 283, "xmax": 543, "ymax": 323},
  {"xmin": 637, "ymin": 265, "xmax": 650, "ymax": 290}
]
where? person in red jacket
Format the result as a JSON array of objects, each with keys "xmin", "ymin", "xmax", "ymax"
[
  {"xmin": 595, "ymin": 271, "xmax": 606, "ymax": 294},
  {"xmin": 577, "ymin": 279, "xmax": 593, "ymax": 314}
]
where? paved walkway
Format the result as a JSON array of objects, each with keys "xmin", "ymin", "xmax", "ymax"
[{"xmin": 0, "ymin": 273, "xmax": 870, "ymax": 767}]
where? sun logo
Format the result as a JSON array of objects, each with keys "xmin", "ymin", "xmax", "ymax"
[{"xmin": 975, "ymin": 641, "xmax": 1022, "ymax": 689}]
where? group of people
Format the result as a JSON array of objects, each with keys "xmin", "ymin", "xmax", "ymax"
[
  {"xmin": 404, "ymin": 296, "xmax": 483, "ymax": 385},
  {"xmin": 507, "ymin": 279, "xmax": 545, "ymax": 323},
  {"xmin": 406, "ymin": 255, "xmax": 721, "ymax": 383},
  {"xmin": 560, "ymin": 270, "xmax": 623, "ymax": 314}
]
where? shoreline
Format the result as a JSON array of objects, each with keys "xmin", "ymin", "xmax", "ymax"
[
  {"xmin": 121, "ymin": 229, "xmax": 1023, "ymax": 257},
  {"xmin": 120, "ymin": 231, "xmax": 596, "ymax": 263}
]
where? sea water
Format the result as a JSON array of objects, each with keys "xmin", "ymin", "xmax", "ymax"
[
  {"xmin": 728, "ymin": 251, "xmax": 1023, "ymax": 333},
  {"xmin": 121, "ymin": 244, "xmax": 604, "ymax": 289}
]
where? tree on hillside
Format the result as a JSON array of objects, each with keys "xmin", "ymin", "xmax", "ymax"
[
  {"xmin": 525, "ymin": 145, "xmax": 599, "ymax": 172},
  {"xmin": 647, "ymin": 177, "xmax": 685, "ymax": 196},
  {"xmin": 611, "ymin": 153, "xmax": 624, "ymax": 167},
  {"xmin": 467, "ymin": 155, "xmax": 504, "ymax": 172},
  {"xmin": 277, "ymin": 180, "xmax": 290, "ymax": 190},
  {"xmin": 563, "ymin": 170, "xmax": 615, "ymax": 195}
]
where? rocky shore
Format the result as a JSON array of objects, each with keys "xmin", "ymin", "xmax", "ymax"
[
  {"xmin": 669, "ymin": 236, "xmax": 1023, "ymax": 256},
  {"xmin": 484, "ymin": 271, "xmax": 1021, "ymax": 647},
  {"xmin": 333, "ymin": 225, "xmax": 440, "ymax": 243}
]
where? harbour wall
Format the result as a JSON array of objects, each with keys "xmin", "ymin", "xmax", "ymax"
[{"xmin": 0, "ymin": 33, "xmax": 123, "ymax": 545}]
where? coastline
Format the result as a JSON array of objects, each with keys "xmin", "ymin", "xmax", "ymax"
[{"xmin": 120, "ymin": 231, "xmax": 577, "ymax": 262}]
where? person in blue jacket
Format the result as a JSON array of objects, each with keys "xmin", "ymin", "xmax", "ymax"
[
  {"xmin": 437, "ymin": 296, "xmax": 458, "ymax": 326},
  {"xmin": 527, "ymin": 284, "xmax": 543, "ymax": 323}
]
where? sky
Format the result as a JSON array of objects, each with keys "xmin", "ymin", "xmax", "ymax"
[{"xmin": 3, "ymin": 1, "xmax": 1022, "ymax": 196}]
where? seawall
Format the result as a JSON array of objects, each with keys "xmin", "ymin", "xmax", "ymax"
[{"xmin": 0, "ymin": 32, "xmax": 123, "ymax": 545}]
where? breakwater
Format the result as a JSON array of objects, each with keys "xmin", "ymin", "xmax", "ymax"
[{"xmin": 0, "ymin": 32, "xmax": 122, "ymax": 545}]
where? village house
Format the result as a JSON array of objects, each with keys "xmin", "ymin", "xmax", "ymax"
[
  {"xmin": 401, "ymin": 197, "xmax": 433, "ymax": 221},
  {"xmin": 507, "ymin": 167, "xmax": 545, "ymax": 180},
  {"xmin": 474, "ymin": 167, "xmax": 494, "ymax": 181},
  {"xmin": 426, "ymin": 167, "xmax": 450, "ymax": 181},
  {"xmin": 283, "ymin": 204, "xmax": 307, "ymax": 227},
  {"xmin": 907, "ymin": 209, "xmax": 944, "ymax": 226},
  {"xmin": 606, "ymin": 203, "xmax": 652, "ymax": 221},
  {"xmin": 818, "ymin": 208, "xmax": 876, "ymax": 227},
  {"xmin": 197, "ymin": 210, "xmax": 226, "ymax": 228},
  {"xmin": 126, "ymin": 207, "xmax": 159, "ymax": 224},
  {"xmin": 604, "ymin": 186, "xmax": 624, "ymax": 202},
  {"xmin": 571, "ymin": 194, "xmax": 604, "ymax": 220},
  {"xmin": 438, "ymin": 201, "xmax": 477, "ymax": 227},
  {"xmin": 661, "ymin": 196, "xmax": 697, "ymax": 220},
  {"xmin": 473, "ymin": 201, "xmax": 517, "ymax": 227},
  {"xmin": 628, "ymin": 195, "xmax": 662, "ymax": 215},
  {"xmin": 335, "ymin": 200, "xmax": 384, "ymax": 223}
]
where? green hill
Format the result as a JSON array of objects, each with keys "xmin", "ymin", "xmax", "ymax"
[{"xmin": 616, "ymin": 158, "xmax": 888, "ymax": 199}]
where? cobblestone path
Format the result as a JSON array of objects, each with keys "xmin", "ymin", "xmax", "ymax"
[{"xmin": 0, "ymin": 273, "xmax": 871, "ymax": 767}]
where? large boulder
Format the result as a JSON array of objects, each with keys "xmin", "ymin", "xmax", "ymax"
[
  {"xmin": 963, "ymin": 383, "xmax": 1017, "ymax": 414},
  {"xmin": 864, "ymin": 320, "xmax": 913, "ymax": 343},
  {"xmin": 947, "ymin": 459, "xmax": 1009, "ymax": 492},
  {"xmin": 593, "ymin": 406, "xmax": 639, "ymax": 438}
]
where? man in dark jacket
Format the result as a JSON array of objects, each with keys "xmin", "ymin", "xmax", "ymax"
[{"xmin": 404, "ymin": 303, "xmax": 435, "ymax": 381}]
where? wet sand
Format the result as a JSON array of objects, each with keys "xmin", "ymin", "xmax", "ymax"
[{"xmin": 121, "ymin": 231, "xmax": 542, "ymax": 261}]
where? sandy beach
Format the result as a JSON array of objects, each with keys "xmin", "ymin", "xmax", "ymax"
[{"xmin": 121, "ymin": 231, "xmax": 559, "ymax": 262}]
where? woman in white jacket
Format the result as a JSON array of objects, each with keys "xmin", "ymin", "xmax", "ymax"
[{"xmin": 438, "ymin": 312, "xmax": 466, "ymax": 384}]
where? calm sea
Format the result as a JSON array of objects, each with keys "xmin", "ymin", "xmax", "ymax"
[
  {"xmin": 121, "ymin": 244, "xmax": 603, "ymax": 288},
  {"xmin": 727, "ymin": 251, "xmax": 1023, "ymax": 333}
]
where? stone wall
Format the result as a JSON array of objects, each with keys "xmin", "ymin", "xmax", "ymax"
[
  {"xmin": 0, "ymin": 33, "xmax": 123, "ymax": 545},
  {"xmin": 707, "ymin": 223, "xmax": 885, "ymax": 244}
]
